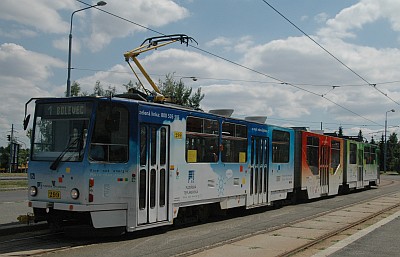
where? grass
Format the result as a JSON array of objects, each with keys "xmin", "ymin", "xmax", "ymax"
[
  {"xmin": 0, "ymin": 172, "xmax": 27, "ymax": 177},
  {"xmin": 0, "ymin": 180, "xmax": 28, "ymax": 190},
  {"xmin": 0, "ymin": 173, "xmax": 28, "ymax": 190}
]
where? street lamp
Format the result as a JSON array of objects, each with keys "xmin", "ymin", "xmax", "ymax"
[
  {"xmin": 66, "ymin": 1, "xmax": 107, "ymax": 97},
  {"xmin": 384, "ymin": 109, "xmax": 395, "ymax": 173},
  {"xmin": 179, "ymin": 76, "xmax": 197, "ymax": 84}
]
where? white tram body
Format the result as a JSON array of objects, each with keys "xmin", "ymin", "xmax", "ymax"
[{"xmin": 27, "ymin": 97, "xmax": 296, "ymax": 231}]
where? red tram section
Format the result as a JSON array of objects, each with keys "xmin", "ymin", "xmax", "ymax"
[{"xmin": 294, "ymin": 129, "xmax": 344, "ymax": 199}]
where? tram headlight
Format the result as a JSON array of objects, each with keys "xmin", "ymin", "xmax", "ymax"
[
  {"xmin": 29, "ymin": 186, "xmax": 37, "ymax": 197},
  {"xmin": 70, "ymin": 188, "xmax": 80, "ymax": 200}
]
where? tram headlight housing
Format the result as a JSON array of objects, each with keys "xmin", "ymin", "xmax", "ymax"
[
  {"xmin": 70, "ymin": 188, "xmax": 79, "ymax": 200},
  {"xmin": 29, "ymin": 186, "xmax": 37, "ymax": 197}
]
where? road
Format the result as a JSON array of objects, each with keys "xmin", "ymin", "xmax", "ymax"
[
  {"xmin": 1, "ymin": 175, "xmax": 399, "ymax": 257},
  {"xmin": 0, "ymin": 189, "xmax": 30, "ymax": 225},
  {"xmin": 0, "ymin": 189, "xmax": 27, "ymax": 203}
]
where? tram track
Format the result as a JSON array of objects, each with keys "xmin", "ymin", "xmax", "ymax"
[
  {"xmin": 1, "ymin": 177, "xmax": 399, "ymax": 257},
  {"xmin": 178, "ymin": 185, "xmax": 400, "ymax": 257},
  {"xmin": 279, "ymin": 196, "xmax": 400, "ymax": 257}
]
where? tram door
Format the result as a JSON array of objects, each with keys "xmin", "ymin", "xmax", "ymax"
[
  {"xmin": 138, "ymin": 124, "xmax": 169, "ymax": 225},
  {"xmin": 248, "ymin": 137, "xmax": 269, "ymax": 206},
  {"xmin": 357, "ymin": 148, "xmax": 364, "ymax": 187},
  {"xmin": 320, "ymin": 145, "xmax": 329, "ymax": 194}
]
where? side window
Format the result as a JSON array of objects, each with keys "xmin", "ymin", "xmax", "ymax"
[
  {"xmin": 350, "ymin": 143, "xmax": 357, "ymax": 164},
  {"xmin": 364, "ymin": 145, "xmax": 371, "ymax": 164},
  {"xmin": 222, "ymin": 122, "xmax": 247, "ymax": 163},
  {"xmin": 331, "ymin": 140, "xmax": 341, "ymax": 171},
  {"xmin": 371, "ymin": 146, "xmax": 376, "ymax": 164},
  {"xmin": 186, "ymin": 116, "xmax": 219, "ymax": 163},
  {"xmin": 306, "ymin": 136, "xmax": 319, "ymax": 175},
  {"xmin": 272, "ymin": 130, "xmax": 290, "ymax": 163},
  {"xmin": 89, "ymin": 102, "xmax": 129, "ymax": 163}
]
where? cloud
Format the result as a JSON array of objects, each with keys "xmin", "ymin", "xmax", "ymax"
[
  {"xmin": 0, "ymin": 27, "xmax": 37, "ymax": 39},
  {"xmin": 206, "ymin": 36, "xmax": 254, "ymax": 53},
  {"xmin": 316, "ymin": 0, "xmax": 400, "ymax": 40},
  {"xmin": 206, "ymin": 37, "xmax": 231, "ymax": 47},
  {"xmin": 0, "ymin": 43, "xmax": 64, "ymax": 83},
  {"xmin": 0, "ymin": 43, "xmax": 65, "ymax": 146},
  {"xmin": 314, "ymin": 12, "xmax": 329, "ymax": 24},
  {"xmin": 86, "ymin": 0, "xmax": 189, "ymax": 52},
  {"xmin": 0, "ymin": 0, "xmax": 77, "ymax": 34}
]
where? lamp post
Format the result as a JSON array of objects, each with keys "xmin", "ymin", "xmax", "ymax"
[
  {"xmin": 179, "ymin": 76, "xmax": 197, "ymax": 84},
  {"xmin": 384, "ymin": 109, "xmax": 395, "ymax": 173},
  {"xmin": 66, "ymin": 1, "xmax": 107, "ymax": 97}
]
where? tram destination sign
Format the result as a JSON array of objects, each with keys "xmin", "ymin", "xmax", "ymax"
[{"xmin": 38, "ymin": 102, "xmax": 92, "ymax": 118}]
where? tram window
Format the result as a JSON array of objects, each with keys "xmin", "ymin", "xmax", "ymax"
[
  {"xmin": 186, "ymin": 116, "xmax": 219, "ymax": 163},
  {"xmin": 371, "ymin": 146, "xmax": 377, "ymax": 164},
  {"xmin": 150, "ymin": 169, "xmax": 156, "ymax": 208},
  {"xmin": 160, "ymin": 128, "xmax": 167, "ymax": 166},
  {"xmin": 364, "ymin": 146, "xmax": 371, "ymax": 164},
  {"xmin": 357, "ymin": 149, "xmax": 363, "ymax": 165},
  {"xmin": 272, "ymin": 130, "xmax": 290, "ymax": 163},
  {"xmin": 139, "ymin": 169, "xmax": 146, "ymax": 210},
  {"xmin": 251, "ymin": 138, "xmax": 255, "ymax": 165},
  {"xmin": 350, "ymin": 143, "xmax": 357, "ymax": 164},
  {"xmin": 89, "ymin": 102, "xmax": 129, "ymax": 163},
  {"xmin": 306, "ymin": 136, "xmax": 319, "ymax": 175},
  {"xmin": 151, "ymin": 128, "xmax": 157, "ymax": 165},
  {"xmin": 32, "ymin": 102, "xmax": 92, "ymax": 161},
  {"xmin": 331, "ymin": 140, "xmax": 341, "ymax": 171},
  {"xmin": 222, "ymin": 122, "xmax": 247, "ymax": 163},
  {"xmin": 160, "ymin": 168, "xmax": 166, "ymax": 207},
  {"xmin": 140, "ymin": 126, "xmax": 147, "ymax": 166}
]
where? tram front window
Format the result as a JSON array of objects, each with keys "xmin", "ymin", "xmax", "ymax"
[{"xmin": 32, "ymin": 102, "xmax": 92, "ymax": 162}]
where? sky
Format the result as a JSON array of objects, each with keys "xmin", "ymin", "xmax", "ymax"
[{"xmin": 1, "ymin": 0, "xmax": 400, "ymax": 148}]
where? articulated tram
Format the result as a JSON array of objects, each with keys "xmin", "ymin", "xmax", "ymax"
[{"xmin": 25, "ymin": 35, "xmax": 379, "ymax": 232}]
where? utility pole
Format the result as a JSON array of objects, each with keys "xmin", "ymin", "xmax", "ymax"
[
  {"xmin": 8, "ymin": 124, "xmax": 18, "ymax": 173},
  {"xmin": 8, "ymin": 124, "xmax": 13, "ymax": 173}
]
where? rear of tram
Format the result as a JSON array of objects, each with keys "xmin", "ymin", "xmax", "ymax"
[{"xmin": 27, "ymin": 98, "xmax": 131, "ymax": 230}]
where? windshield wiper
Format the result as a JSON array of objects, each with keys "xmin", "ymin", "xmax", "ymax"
[{"xmin": 50, "ymin": 137, "xmax": 79, "ymax": 170}]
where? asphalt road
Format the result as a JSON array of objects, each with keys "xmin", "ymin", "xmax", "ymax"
[
  {"xmin": 0, "ymin": 190, "xmax": 30, "ymax": 225},
  {"xmin": 0, "ymin": 189, "xmax": 27, "ymax": 203},
  {"xmin": 1, "ymin": 175, "xmax": 399, "ymax": 257},
  {"xmin": 34, "ymin": 175, "xmax": 400, "ymax": 257}
]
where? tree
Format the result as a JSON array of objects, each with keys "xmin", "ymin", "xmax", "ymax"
[
  {"xmin": 379, "ymin": 134, "xmax": 384, "ymax": 171},
  {"xmin": 338, "ymin": 126, "xmax": 343, "ymax": 137},
  {"xmin": 387, "ymin": 132, "xmax": 399, "ymax": 172},
  {"xmin": 123, "ymin": 80, "xmax": 140, "ymax": 92},
  {"xmin": 357, "ymin": 129, "xmax": 363, "ymax": 142},
  {"xmin": 91, "ymin": 80, "xmax": 116, "ymax": 97},
  {"xmin": 0, "ymin": 146, "xmax": 9, "ymax": 170},
  {"xmin": 64, "ymin": 81, "xmax": 85, "ymax": 97},
  {"xmin": 158, "ymin": 74, "xmax": 204, "ymax": 109},
  {"xmin": 370, "ymin": 136, "xmax": 376, "ymax": 145},
  {"xmin": 71, "ymin": 81, "xmax": 81, "ymax": 97}
]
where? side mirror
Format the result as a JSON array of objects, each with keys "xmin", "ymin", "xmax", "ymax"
[{"xmin": 23, "ymin": 114, "xmax": 30, "ymax": 130}]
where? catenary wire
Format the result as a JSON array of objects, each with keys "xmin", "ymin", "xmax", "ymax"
[
  {"xmin": 72, "ymin": 67, "xmax": 400, "ymax": 88},
  {"xmin": 260, "ymin": 0, "xmax": 400, "ymax": 106},
  {"xmin": 75, "ymin": 0, "xmax": 382, "ymax": 127}
]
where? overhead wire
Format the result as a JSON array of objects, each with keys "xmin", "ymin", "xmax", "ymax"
[
  {"xmin": 75, "ymin": 0, "xmax": 382, "ymax": 127},
  {"xmin": 260, "ymin": 0, "xmax": 400, "ymax": 106},
  {"xmin": 72, "ymin": 67, "xmax": 400, "ymax": 88}
]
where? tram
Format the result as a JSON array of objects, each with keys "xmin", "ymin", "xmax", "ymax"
[{"xmin": 25, "ymin": 35, "xmax": 379, "ymax": 232}]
